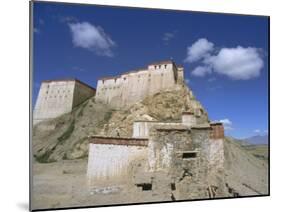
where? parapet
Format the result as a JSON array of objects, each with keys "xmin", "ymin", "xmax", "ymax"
[
  {"xmin": 42, "ymin": 78, "xmax": 96, "ymax": 92},
  {"xmin": 89, "ymin": 136, "xmax": 149, "ymax": 147}
]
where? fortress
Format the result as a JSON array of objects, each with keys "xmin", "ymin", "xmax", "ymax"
[
  {"xmin": 95, "ymin": 60, "xmax": 184, "ymax": 108},
  {"xmin": 34, "ymin": 60, "xmax": 186, "ymax": 123}
]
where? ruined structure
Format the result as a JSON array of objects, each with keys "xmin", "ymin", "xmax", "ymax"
[
  {"xmin": 87, "ymin": 112, "xmax": 225, "ymax": 200},
  {"xmin": 96, "ymin": 60, "xmax": 184, "ymax": 108},
  {"xmin": 33, "ymin": 79, "xmax": 96, "ymax": 124}
]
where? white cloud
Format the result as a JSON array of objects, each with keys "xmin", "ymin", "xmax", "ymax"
[
  {"xmin": 219, "ymin": 118, "xmax": 233, "ymax": 130},
  {"xmin": 60, "ymin": 16, "xmax": 78, "ymax": 23},
  {"xmin": 163, "ymin": 32, "xmax": 175, "ymax": 41},
  {"xmin": 184, "ymin": 38, "xmax": 214, "ymax": 63},
  {"xmin": 69, "ymin": 22, "xmax": 116, "ymax": 57},
  {"xmin": 254, "ymin": 129, "xmax": 261, "ymax": 133},
  {"xmin": 208, "ymin": 46, "xmax": 263, "ymax": 80},
  {"xmin": 185, "ymin": 38, "xmax": 264, "ymax": 80},
  {"xmin": 191, "ymin": 66, "xmax": 212, "ymax": 77}
]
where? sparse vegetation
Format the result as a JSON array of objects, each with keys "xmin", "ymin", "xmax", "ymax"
[
  {"xmin": 57, "ymin": 120, "xmax": 75, "ymax": 144},
  {"xmin": 34, "ymin": 147, "xmax": 57, "ymax": 163},
  {"xmin": 78, "ymin": 102, "xmax": 88, "ymax": 117}
]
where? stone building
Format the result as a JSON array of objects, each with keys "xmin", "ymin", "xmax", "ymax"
[
  {"xmin": 95, "ymin": 60, "xmax": 184, "ymax": 108},
  {"xmin": 87, "ymin": 112, "xmax": 225, "ymax": 200},
  {"xmin": 33, "ymin": 79, "xmax": 96, "ymax": 124}
]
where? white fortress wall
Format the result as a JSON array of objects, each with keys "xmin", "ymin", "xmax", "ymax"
[
  {"xmin": 96, "ymin": 61, "xmax": 182, "ymax": 108},
  {"xmin": 33, "ymin": 80, "xmax": 76, "ymax": 124},
  {"xmin": 33, "ymin": 79, "xmax": 95, "ymax": 124},
  {"xmin": 87, "ymin": 143, "xmax": 148, "ymax": 186}
]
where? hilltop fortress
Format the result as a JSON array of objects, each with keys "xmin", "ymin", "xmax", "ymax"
[
  {"xmin": 33, "ymin": 60, "xmax": 228, "ymax": 201},
  {"xmin": 95, "ymin": 60, "xmax": 184, "ymax": 108},
  {"xmin": 34, "ymin": 60, "xmax": 202, "ymax": 123}
]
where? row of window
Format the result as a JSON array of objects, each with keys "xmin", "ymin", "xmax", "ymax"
[
  {"xmin": 44, "ymin": 95, "xmax": 68, "ymax": 100},
  {"xmin": 101, "ymin": 73, "xmax": 165, "ymax": 85},
  {"xmin": 154, "ymin": 64, "xmax": 167, "ymax": 69},
  {"xmin": 45, "ymin": 89, "xmax": 71, "ymax": 95}
]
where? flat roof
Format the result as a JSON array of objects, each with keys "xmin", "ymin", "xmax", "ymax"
[
  {"xmin": 42, "ymin": 78, "xmax": 96, "ymax": 92},
  {"xmin": 98, "ymin": 60, "xmax": 181, "ymax": 81},
  {"xmin": 89, "ymin": 136, "xmax": 148, "ymax": 147},
  {"xmin": 210, "ymin": 122, "xmax": 223, "ymax": 126}
]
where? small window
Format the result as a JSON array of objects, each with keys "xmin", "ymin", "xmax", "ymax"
[
  {"xmin": 159, "ymin": 65, "xmax": 161, "ymax": 68},
  {"xmin": 164, "ymin": 64, "xmax": 167, "ymax": 69},
  {"xmin": 171, "ymin": 183, "xmax": 176, "ymax": 191},
  {"xmin": 124, "ymin": 77, "xmax": 126, "ymax": 80},
  {"xmin": 182, "ymin": 152, "xmax": 197, "ymax": 159},
  {"xmin": 154, "ymin": 65, "xmax": 157, "ymax": 69},
  {"xmin": 136, "ymin": 183, "xmax": 152, "ymax": 191}
]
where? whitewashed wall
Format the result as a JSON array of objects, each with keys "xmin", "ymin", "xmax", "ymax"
[
  {"xmin": 33, "ymin": 80, "xmax": 95, "ymax": 124},
  {"xmin": 96, "ymin": 62, "xmax": 182, "ymax": 108},
  {"xmin": 87, "ymin": 143, "xmax": 148, "ymax": 185}
]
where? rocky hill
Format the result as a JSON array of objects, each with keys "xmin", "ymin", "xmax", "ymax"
[{"xmin": 32, "ymin": 85, "xmax": 207, "ymax": 162}]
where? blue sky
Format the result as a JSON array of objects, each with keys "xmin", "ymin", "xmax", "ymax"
[{"xmin": 32, "ymin": 2, "xmax": 269, "ymax": 139}]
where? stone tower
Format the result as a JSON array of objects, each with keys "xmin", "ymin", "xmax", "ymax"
[{"xmin": 33, "ymin": 79, "xmax": 96, "ymax": 124}]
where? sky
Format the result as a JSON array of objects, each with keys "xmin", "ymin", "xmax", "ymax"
[{"xmin": 32, "ymin": 1, "xmax": 269, "ymax": 139}]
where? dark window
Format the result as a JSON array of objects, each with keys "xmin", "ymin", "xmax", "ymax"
[
  {"xmin": 136, "ymin": 183, "xmax": 152, "ymax": 191},
  {"xmin": 124, "ymin": 77, "xmax": 126, "ymax": 80},
  {"xmin": 154, "ymin": 65, "xmax": 157, "ymax": 69},
  {"xmin": 171, "ymin": 183, "xmax": 176, "ymax": 191},
  {"xmin": 164, "ymin": 64, "xmax": 167, "ymax": 69},
  {"xmin": 182, "ymin": 152, "xmax": 197, "ymax": 159}
]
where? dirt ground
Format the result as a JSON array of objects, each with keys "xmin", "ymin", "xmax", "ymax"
[{"xmin": 32, "ymin": 159, "xmax": 172, "ymax": 210}]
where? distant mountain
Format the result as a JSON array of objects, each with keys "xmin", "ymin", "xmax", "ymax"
[{"xmin": 244, "ymin": 134, "xmax": 268, "ymax": 145}]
